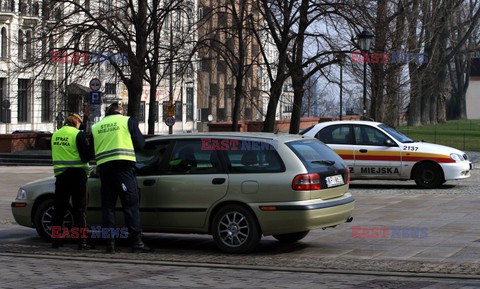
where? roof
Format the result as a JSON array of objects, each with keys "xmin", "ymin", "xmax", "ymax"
[
  {"xmin": 314, "ymin": 120, "xmax": 382, "ymax": 126},
  {"xmin": 146, "ymin": 132, "xmax": 311, "ymax": 142}
]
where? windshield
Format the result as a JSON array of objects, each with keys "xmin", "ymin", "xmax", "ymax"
[
  {"xmin": 286, "ymin": 139, "xmax": 345, "ymax": 170},
  {"xmin": 378, "ymin": 124, "xmax": 414, "ymax": 143}
]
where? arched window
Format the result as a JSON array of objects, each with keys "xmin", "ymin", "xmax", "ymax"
[
  {"xmin": 18, "ymin": 30, "xmax": 24, "ymax": 60},
  {"xmin": 1, "ymin": 28, "xmax": 7, "ymax": 58},
  {"xmin": 26, "ymin": 30, "xmax": 32, "ymax": 61}
]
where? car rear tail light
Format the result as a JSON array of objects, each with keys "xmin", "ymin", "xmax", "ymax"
[
  {"xmin": 345, "ymin": 168, "xmax": 350, "ymax": 184},
  {"xmin": 292, "ymin": 173, "xmax": 321, "ymax": 191}
]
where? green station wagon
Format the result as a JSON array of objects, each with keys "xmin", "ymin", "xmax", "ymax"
[{"xmin": 12, "ymin": 133, "xmax": 354, "ymax": 253}]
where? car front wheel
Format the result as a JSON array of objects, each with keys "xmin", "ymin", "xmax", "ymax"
[
  {"xmin": 273, "ymin": 231, "xmax": 310, "ymax": 243},
  {"xmin": 33, "ymin": 199, "xmax": 74, "ymax": 241},
  {"xmin": 414, "ymin": 163, "xmax": 444, "ymax": 189},
  {"xmin": 212, "ymin": 205, "xmax": 261, "ymax": 253}
]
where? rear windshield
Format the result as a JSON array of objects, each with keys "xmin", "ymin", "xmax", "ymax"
[
  {"xmin": 286, "ymin": 139, "xmax": 345, "ymax": 170},
  {"xmin": 299, "ymin": 125, "xmax": 315, "ymax": 135}
]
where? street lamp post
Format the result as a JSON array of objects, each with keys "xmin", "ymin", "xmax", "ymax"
[
  {"xmin": 357, "ymin": 30, "xmax": 374, "ymax": 118},
  {"xmin": 337, "ymin": 53, "xmax": 345, "ymax": 120}
]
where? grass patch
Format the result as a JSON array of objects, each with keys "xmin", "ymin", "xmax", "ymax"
[{"xmin": 397, "ymin": 120, "xmax": 480, "ymax": 152}]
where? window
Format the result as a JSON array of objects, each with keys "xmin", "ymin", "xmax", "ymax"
[
  {"xmin": 41, "ymin": 32, "xmax": 46, "ymax": 60},
  {"xmin": 42, "ymin": 0, "xmax": 50, "ymax": 19},
  {"xmin": 105, "ymin": 83, "xmax": 116, "ymax": 94},
  {"xmin": 32, "ymin": 1, "xmax": 38, "ymax": 15},
  {"xmin": 175, "ymin": 101, "xmax": 182, "ymax": 121},
  {"xmin": 153, "ymin": 101, "xmax": 159, "ymax": 122},
  {"xmin": 41, "ymin": 80, "xmax": 53, "ymax": 122},
  {"xmin": 354, "ymin": 125, "xmax": 391, "ymax": 146},
  {"xmin": 139, "ymin": 101, "xmax": 145, "ymax": 122},
  {"xmin": 186, "ymin": 87, "xmax": 193, "ymax": 121},
  {"xmin": 286, "ymin": 140, "xmax": 344, "ymax": 171},
  {"xmin": 135, "ymin": 141, "xmax": 171, "ymax": 175},
  {"xmin": 49, "ymin": 34, "xmax": 54, "ymax": 52},
  {"xmin": 1, "ymin": 27, "xmax": 6, "ymax": 58},
  {"xmin": 167, "ymin": 140, "xmax": 222, "ymax": 174},
  {"xmin": 316, "ymin": 125, "xmax": 353, "ymax": 145},
  {"xmin": 26, "ymin": 31, "xmax": 32, "ymax": 61},
  {"xmin": 17, "ymin": 79, "xmax": 30, "ymax": 123},
  {"xmin": 83, "ymin": 34, "xmax": 90, "ymax": 51},
  {"xmin": 224, "ymin": 140, "xmax": 284, "ymax": 173},
  {"xmin": 0, "ymin": 78, "xmax": 6, "ymax": 123},
  {"xmin": 18, "ymin": 30, "xmax": 24, "ymax": 60},
  {"xmin": 19, "ymin": 0, "xmax": 26, "ymax": 15}
]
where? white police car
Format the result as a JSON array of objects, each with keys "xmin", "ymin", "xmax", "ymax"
[{"xmin": 300, "ymin": 121, "xmax": 472, "ymax": 188}]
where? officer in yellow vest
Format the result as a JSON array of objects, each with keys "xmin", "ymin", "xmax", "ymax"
[
  {"xmin": 51, "ymin": 113, "xmax": 93, "ymax": 250},
  {"xmin": 91, "ymin": 102, "xmax": 152, "ymax": 253}
]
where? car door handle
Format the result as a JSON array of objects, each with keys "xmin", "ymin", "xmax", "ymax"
[
  {"xmin": 143, "ymin": 179, "xmax": 156, "ymax": 186},
  {"xmin": 212, "ymin": 178, "xmax": 226, "ymax": 185},
  {"xmin": 359, "ymin": 149, "xmax": 368, "ymax": 153}
]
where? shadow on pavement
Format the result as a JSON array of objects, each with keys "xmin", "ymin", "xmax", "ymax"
[{"xmin": 349, "ymin": 183, "xmax": 456, "ymax": 190}]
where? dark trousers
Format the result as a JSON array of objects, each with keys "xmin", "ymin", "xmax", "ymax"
[
  {"xmin": 52, "ymin": 168, "xmax": 88, "ymax": 235},
  {"xmin": 99, "ymin": 164, "xmax": 141, "ymax": 237}
]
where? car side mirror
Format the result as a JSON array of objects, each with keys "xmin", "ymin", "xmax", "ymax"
[{"xmin": 384, "ymin": 139, "xmax": 396, "ymax": 146}]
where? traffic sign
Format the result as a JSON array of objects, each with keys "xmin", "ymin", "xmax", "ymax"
[
  {"xmin": 89, "ymin": 78, "xmax": 101, "ymax": 91},
  {"xmin": 165, "ymin": 116, "xmax": 175, "ymax": 127},
  {"xmin": 89, "ymin": 91, "xmax": 102, "ymax": 105},
  {"xmin": 165, "ymin": 101, "xmax": 175, "ymax": 117}
]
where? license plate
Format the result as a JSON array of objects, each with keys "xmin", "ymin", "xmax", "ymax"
[{"xmin": 325, "ymin": 175, "xmax": 344, "ymax": 187}]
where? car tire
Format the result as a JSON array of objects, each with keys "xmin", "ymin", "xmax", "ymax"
[
  {"xmin": 273, "ymin": 231, "xmax": 310, "ymax": 243},
  {"xmin": 414, "ymin": 163, "xmax": 444, "ymax": 189},
  {"xmin": 34, "ymin": 198, "xmax": 74, "ymax": 241},
  {"xmin": 212, "ymin": 205, "xmax": 261, "ymax": 254}
]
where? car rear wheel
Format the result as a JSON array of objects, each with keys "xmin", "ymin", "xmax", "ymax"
[
  {"xmin": 34, "ymin": 199, "xmax": 74, "ymax": 241},
  {"xmin": 212, "ymin": 205, "xmax": 261, "ymax": 253},
  {"xmin": 414, "ymin": 163, "xmax": 443, "ymax": 189},
  {"xmin": 273, "ymin": 231, "xmax": 310, "ymax": 243}
]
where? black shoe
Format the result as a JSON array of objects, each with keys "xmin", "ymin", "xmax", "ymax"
[
  {"xmin": 78, "ymin": 239, "xmax": 96, "ymax": 250},
  {"xmin": 131, "ymin": 235, "xmax": 153, "ymax": 253},
  {"xmin": 52, "ymin": 239, "xmax": 63, "ymax": 249},
  {"xmin": 106, "ymin": 238, "xmax": 116, "ymax": 254}
]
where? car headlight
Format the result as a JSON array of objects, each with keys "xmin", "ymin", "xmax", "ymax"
[
  {"xmin": 16, "ymin": 188, "xmax": 27, "ymax": 200},
  {"xmin": 450, "ymin": 153, "xmax": 463, "ymax": 162}
]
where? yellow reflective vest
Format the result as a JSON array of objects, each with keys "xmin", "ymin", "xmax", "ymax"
[
  {"xmin": 92, "ymin": 114, "xmax": 136, "ymax": 165},
  {"xmin": 51, "ymin": 125, "xmax": 89, "ymax": 176}
]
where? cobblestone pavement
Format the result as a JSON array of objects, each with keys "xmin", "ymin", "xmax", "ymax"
[
  {"xmin": 1, "ymin": 163, "xmax": 480, "ymax": 287},
  {"xmin": 2, "ymin": 254, "xmax": 480, "ymax": 289}
]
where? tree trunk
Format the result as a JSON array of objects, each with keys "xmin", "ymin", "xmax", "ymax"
[{"xmin": 263, "ymin": 81, "xmax": 283, "ymax": 132}]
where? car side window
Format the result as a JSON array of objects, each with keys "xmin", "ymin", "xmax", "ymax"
[
  {"xmin": 167, "ymin": 140, "xmax": 222, "ymax": 174},
  {"xmin": 135, "ymin": 141, "xmax": 170, "ymax": 175},
  {"xmin": 224, "ymin": 140, "xmax": 285, "ymax": 173},
  {"xmin": 354, "ymin": 125, "xmax": 390, "ymax": 146},
  {"xmin": 316, "ymin": 125, "xmax": 352, "ymax": 145}
]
